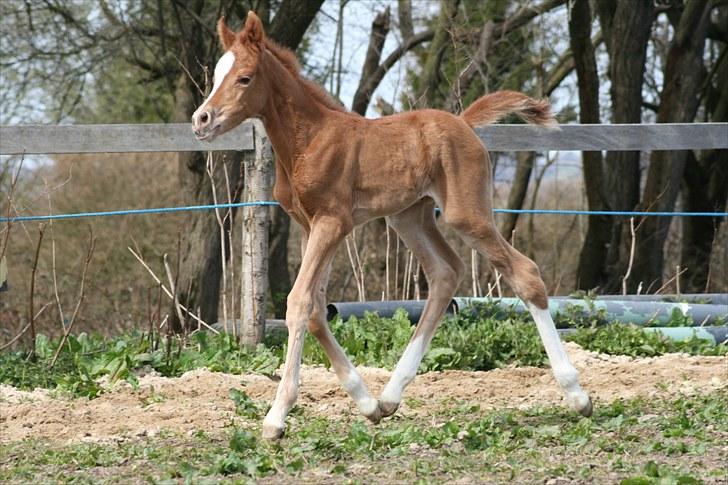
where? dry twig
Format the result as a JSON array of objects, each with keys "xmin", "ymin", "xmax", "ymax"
[
  {"xmin": 0, "ymin": 303, "xmax": 51, "ymax": 351},
  {"xmin": 28, "ymin": 225, "xmax": 45, "ymax": 358},
  {"xmin": 50, "ymin": 227, "xmax": 96, "ymax": 368},
  {"xmin": 622, "ymin": 217, "xmax": 636, "ymax": 295},
  {"xmin": 127, "ymin": 246, "xmax": 217, "ymax": 333}
]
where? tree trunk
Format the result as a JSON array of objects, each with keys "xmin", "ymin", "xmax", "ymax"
[
  {"xmin": 267, "ymin": 0, "xmax": 325, "ymax": 50},
  {"xmin": 499, "ymin": 152, "xmax": 534, "ymax": 240},
  {"xmin": 172, "ymin": 47, "xmax": 245, "ymax": 328},
  {"xmin": 681, "ymin": 43, "xmax": 728, "ymax": 292},
  {"xmin": 397, "ymin": 0, "xmax": 414, "ymax": 40},
  {"xmin": 352, "ymin": 8, "xmax": 391, "ymax": 115},
  {"xmin": 569, "ymin": 0, "xmax": 609, "ymax": 290},
  {"xmin": 415, "ymin": 0, "xmax": 459, "ymax": 107},
  {"xmin": 599, "ymin": 0, "xmax": 654, "ymax": 292},
  {"xmin": 632, "ymin": 1, "xmax": 714, "ymax": 292},
  {"xmin": 240, "ymin": 122, "xmax": 273, "ymax": 345},
  {"xmin": 681, "ymin": 151, "xmax": 728, "ymax": 292}
]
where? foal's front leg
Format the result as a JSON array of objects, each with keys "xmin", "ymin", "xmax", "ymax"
[
  {"xmin": 262, "ymin": 216, "xmax": 348, "ymax": 440},
  {"xmin": 300, "ymin": 231, "xmax": 381, "ymax": 423}
]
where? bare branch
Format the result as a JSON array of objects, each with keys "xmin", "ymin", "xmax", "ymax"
[
  {"xmin": 351, "ymin": 7, "xmax": 391, "ymax": 114},
  {"xmin": 50, "ymin": 228, "xmax": 96, "ymax": 368},
  {"xmin": 445, "ymin": 0, "xmax": 567, "ymax": 110},
  {"xmin": 28, "ymin": 225, "xmax": 45, "ymax": 358},
  {"xmin": 397, "ymin": 0, "xmax": 414, "ymax": 40},
  {"xmin": 351, "ymin": 29, "xmax": 435, "ymax": 115}
]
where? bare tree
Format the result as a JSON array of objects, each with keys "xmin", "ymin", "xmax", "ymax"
[
  {"xmin": 595, "ymin": 0, "xmax": 655, "ymax": 292},
  {"xmin": 633, "ymin": 1, "xmax": 717, "ymax": 291},
  {"xmin": 569, "ymin": 0, "xmax": 609, "ymax": 290}
]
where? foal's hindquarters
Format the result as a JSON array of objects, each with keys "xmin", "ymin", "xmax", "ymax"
[
  {"xmin": 262, "ymin": 113, "xmax": 592, "ymax": 440},
  {"xmin": 378, "ymin": 118, "xmax": 592, "ymax": 418}
]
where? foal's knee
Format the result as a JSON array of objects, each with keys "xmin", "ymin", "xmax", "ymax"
[{"xmin": 286, "ymin": 293, "xmax": 314, "ymax": 329}]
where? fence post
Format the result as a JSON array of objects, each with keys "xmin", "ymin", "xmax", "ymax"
[{"xmin": 240, "ymin": 120, "xmax": 273, "ymax": 345}]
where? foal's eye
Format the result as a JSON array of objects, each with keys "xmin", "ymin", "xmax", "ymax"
[{"xmin": 238, "ymin": 76, "xmax": 252, "ymax": 86}]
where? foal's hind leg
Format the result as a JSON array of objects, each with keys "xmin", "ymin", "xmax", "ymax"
[
  {"xmin": 379, "ymin": 199, "xmax": 464, "ymax": 416},
  {"xmin": 444, "ymin": 203, "xmax": 592, "ymax": 416}
]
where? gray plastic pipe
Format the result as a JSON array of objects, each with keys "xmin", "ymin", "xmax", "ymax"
[
  {"xmin": 552, "ymin": 293, "xmax": 727, "ymax": 306},
  {"xmin": 324, "ymin": 298, "xmax": 727, "ymax": 345},
  {"xmin": 452, "ymin": 297, "xmax": 727, "ymax": 327}
]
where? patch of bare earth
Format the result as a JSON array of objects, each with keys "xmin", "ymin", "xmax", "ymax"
[{"xmin": 1, "ymin": 343, "xmax": 725, "ymax": 444}]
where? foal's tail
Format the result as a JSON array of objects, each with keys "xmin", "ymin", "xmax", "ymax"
[{"xmin": 459, "ymin": 90, "xmax": 558, "ymax": 128}]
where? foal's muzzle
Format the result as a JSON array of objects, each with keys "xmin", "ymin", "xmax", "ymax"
[{"xmin": 191, "ymin": 108, "xmax": 221, "ymax": 141}]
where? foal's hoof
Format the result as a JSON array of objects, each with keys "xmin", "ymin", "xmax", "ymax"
[
  {"xmin": 262, "ymin": 424, "xmax": 285, "ymax": 440},
  {"xmin": 378, "ymin": 400, "xmax": 400, "ymax": 418},
  {"xmin": 578, "ymin": 396, "xmax": 594, "ymax": 418},
  {"xmin": 365, "ymin": 407, "xmax": 383, "ymax": 425},
  {"xmin": 360, "ymin": 398, "xmax": 383, "ymax": 424},
  {"xmin": 568, "ymin": 393, "xmax": 593, "ymax": 418}
]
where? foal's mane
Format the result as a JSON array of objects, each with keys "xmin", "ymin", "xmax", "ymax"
[{"xmin": 263, "ymin": 39, "xmax": 347, "ymax": 113}]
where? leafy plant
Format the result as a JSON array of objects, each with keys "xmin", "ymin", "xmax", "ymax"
[
  {"xmin": 229, "ymin": 388, "xmax": 266, "ymax": 419},
  {"xmin": 566, "ymin": 324, "xmax": 726, "ymax": 357},
  {"xmin": 0, "ymin": 331, "xmax": 280, "ymax": 398}
]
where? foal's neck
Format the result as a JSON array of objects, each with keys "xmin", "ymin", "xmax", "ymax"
[{"xmin": 258, "ymin": 51, "xmax": 330, "ymax": 173}]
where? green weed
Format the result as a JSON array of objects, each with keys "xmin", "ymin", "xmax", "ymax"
[{"xmin": 0, "ymin": 331, "xmax": 280, "ymax": 398}]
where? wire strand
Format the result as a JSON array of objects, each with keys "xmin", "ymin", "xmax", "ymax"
[{"xmin": 1, "ymin": 202, "xmax": 726, "ymax": 223}]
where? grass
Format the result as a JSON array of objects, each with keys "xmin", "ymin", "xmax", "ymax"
[
  {"xmin": 1, "ymin": 308, "xmax": 725, "ymax": 398},
  {"xmin": 1, "ymin": 391, "xmax": 726, "ymax": 484}
]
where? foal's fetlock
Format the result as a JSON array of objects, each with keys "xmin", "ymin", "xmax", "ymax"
[
  {"xmin": 554, "ymin": 368, "xmax": 592, "ymax": 417},
  {"xmin": 364, "ymin": 407, "xmax": 383, "ymax": 425}
]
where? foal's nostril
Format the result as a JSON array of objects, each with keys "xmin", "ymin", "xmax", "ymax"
[{"xmin": 200, "ymin": 112, "xmax": 209, "ymax": 124}]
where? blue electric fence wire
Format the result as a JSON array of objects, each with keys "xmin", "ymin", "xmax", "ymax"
[
  {"xmin": 1, "ymin": 201, "xmax": 726, "ymax": 223},
  {"xmin": 0, "ymin": 202, "xmax": 280, "ymax": 223}
]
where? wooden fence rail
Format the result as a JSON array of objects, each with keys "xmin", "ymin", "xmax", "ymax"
[{"xmin": 1, "ymin": 122, "xmax": 726, "ymax": 155}]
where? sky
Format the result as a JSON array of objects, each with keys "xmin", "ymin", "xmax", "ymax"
[{"xmin": 306, "ymin": 0, "xmax": 426, "ymax": 117}]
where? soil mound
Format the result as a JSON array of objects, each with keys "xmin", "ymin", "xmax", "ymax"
[{"xmin": 1, "ymin": 343, "xmax": 725, "ymax": 444}]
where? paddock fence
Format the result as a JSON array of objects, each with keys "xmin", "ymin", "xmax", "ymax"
[{"xmin": 1, "ymin": 121, "xmax": 727, "ymax": 340}]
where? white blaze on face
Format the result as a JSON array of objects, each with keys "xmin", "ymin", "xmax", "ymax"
[{"xmin": 199, "ymin": 51, "xmax": 235, "ymax": 111}]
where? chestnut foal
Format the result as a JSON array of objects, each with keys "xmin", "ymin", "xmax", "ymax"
[{"xmin": 192, "ymin": 12, "xmax": 592, "ymax": 440}]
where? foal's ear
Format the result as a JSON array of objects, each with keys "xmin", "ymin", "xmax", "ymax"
[
  {"xmin": 217, "ymin": 17, "xmax": 236, "ymax": 50},
  {"xmin": 241, "ymin": 11, "xmax": 265, "ymax": 46}
]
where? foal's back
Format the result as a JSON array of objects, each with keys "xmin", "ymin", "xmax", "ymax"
[{"xmin": 318, "ymin": 108, "xmax": 490, "ymax": 223}]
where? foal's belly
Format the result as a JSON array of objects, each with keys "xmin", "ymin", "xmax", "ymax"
[
  {"xmin": 351, "ymin": 132, "xmax": 432, "ymax": 224},
  {"xmin": 351, "ymin": 190, "xmax": 424, "ymax": 226},
  {"xmin": 351, "ymin": 168, "xmax": 429, "ymax": 225}
]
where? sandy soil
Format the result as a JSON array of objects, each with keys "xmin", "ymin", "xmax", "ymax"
[{"xmin": 1, "ymin": 343, "xmax": 726, "ymax": 444}]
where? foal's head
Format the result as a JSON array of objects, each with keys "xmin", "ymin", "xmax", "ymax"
[{"xmin": 192, "ymin": 12, "xmax": 269, "ymax": 141}]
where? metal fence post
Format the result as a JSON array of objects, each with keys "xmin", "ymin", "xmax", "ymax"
[{"xmin": 240, "ymin": 120, "xmax": 273, "ymax": 345}]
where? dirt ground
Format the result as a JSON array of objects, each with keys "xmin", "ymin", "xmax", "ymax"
[{"xmin": 1, "ymin": 343, "xmax": 726, "ymax": 444}]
